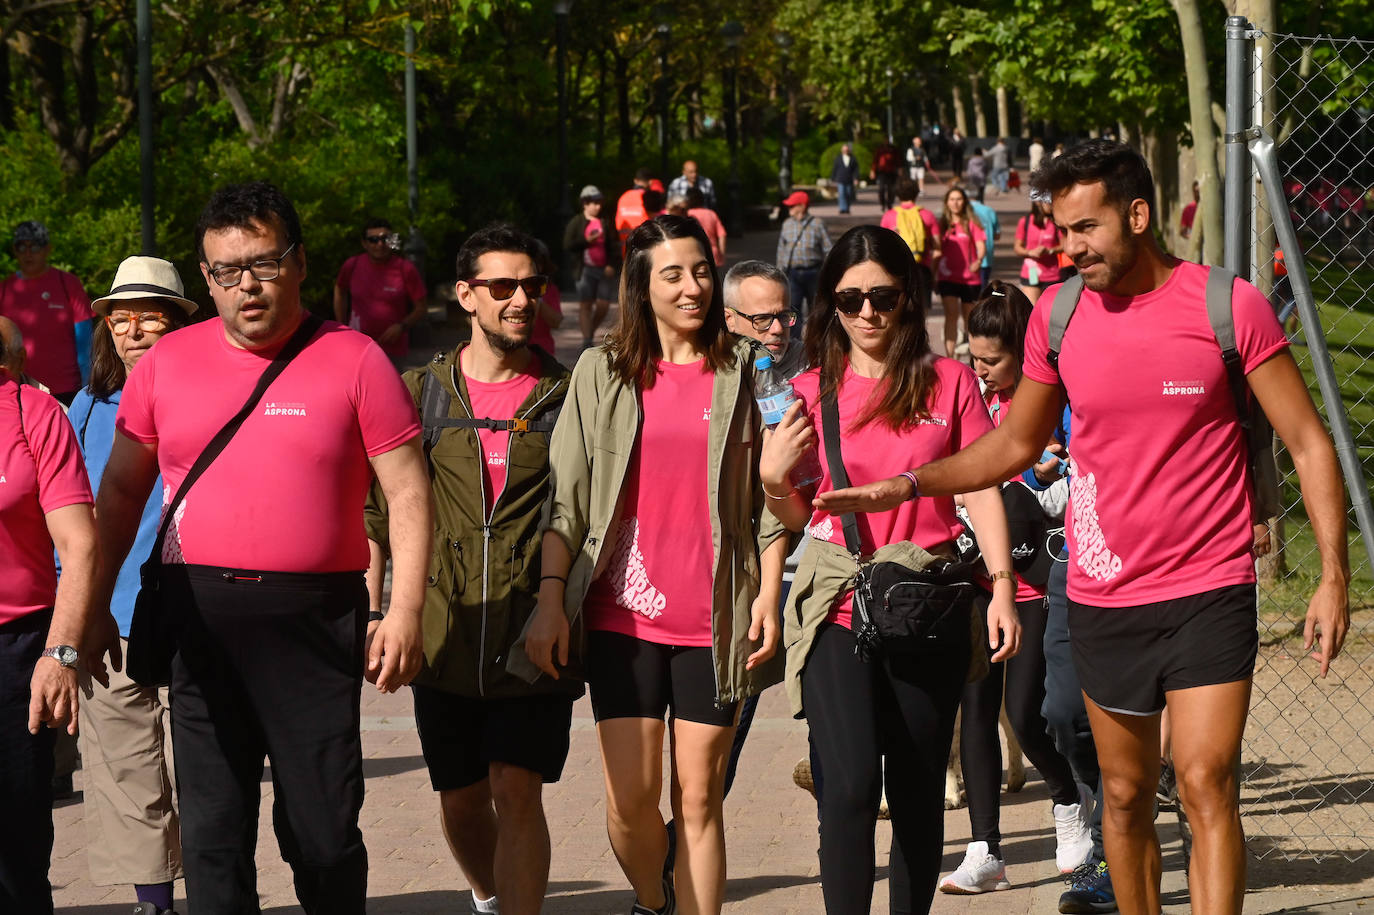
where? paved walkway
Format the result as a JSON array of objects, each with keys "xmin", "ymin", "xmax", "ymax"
[{"xmin": 50, "ymin": 180, "xmax": 1373, "ymax": 912}]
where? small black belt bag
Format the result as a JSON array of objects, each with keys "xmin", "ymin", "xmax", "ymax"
[{"xmin": 820, "ymin": 383, "xmax": 977, "ymax": 663}]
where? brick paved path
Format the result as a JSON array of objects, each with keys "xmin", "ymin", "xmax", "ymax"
[{"xmin": 51, "ymin": 178, "xmax": 1370, "ymax": 913}]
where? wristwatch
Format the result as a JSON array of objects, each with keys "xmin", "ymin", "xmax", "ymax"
[{"xmin": 40, "ymin": 645, "xmax": 79, "ymax": 668}]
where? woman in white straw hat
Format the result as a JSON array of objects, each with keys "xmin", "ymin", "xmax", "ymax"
[{"xmin": 67, "ymin": 255, "xmax": 198, "ymax": 915}]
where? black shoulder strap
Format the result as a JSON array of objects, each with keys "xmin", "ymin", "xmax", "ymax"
[
  {"xmin": 1045, "ymin": 273, "xmax": 1085, "ymax": 371},
  {"xmin": 428, "ymin": 415, "xmax": 559, "ymax": 434},
  {"xmin": 147, "ymin": 313, "xmax": 322, "ymax": 562},
  {"xmin": 819, "ymin": 381, "xmax": 863, "ymax": 559},
  {"xmin": 1204, "ymin": 267, "xmax": 1250, "ymax": 431},
  {"xmin": 419, "ymin": 367, "xmax": 451, "ymax": 453}
]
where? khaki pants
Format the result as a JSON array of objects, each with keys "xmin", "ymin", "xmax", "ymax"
[{"xmin": 78, "ymin": 639, "xmax": 182, "ymax": 886}]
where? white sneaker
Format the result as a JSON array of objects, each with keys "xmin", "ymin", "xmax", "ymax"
[
  {"xmin": 938, "ymin": 841, "xmax": 1011, "ymax": 894},
  {"xmin": 1053, "ymin": 782, "xmax": 1096, "ymax": 873}
]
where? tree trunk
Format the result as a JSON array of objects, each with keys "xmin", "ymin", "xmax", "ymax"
[
  {"xmin": 1171, "ymin": 0, "xmax": 1223, "ymax": 266},
  {"xmin": 935, "ymin": 95, "xmax": 950, "ymax": 133},
  {"xmin": 0, "ymin": 41, "xmax": 13, "ymax": 131},
  {"xmin": 995, "ymin": 85, "xmax": 1010, "ymax": 139},
  {"xmin": 970, "ymin": 72, "xmax": 988, "ymax": 137},
  {"xmin": 595, "ymin": 47, "xmax": 606, "ymax": 161},
  {"xmin": 614, "ymin": 50, "xmax": 632, "ymax": 162},
  {"xmin": 951, "ymin": 85, "xmax": 968, "ymax": 136}
]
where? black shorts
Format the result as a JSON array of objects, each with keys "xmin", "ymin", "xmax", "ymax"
[
  {"xmin": 585, "ymin": 630, "xmax": 738, "ymax": 728},
  {"xmin": 411, "ymin": 684, "xmax": 574, "ymax": 791},
  {"xmin": 937, "ymin": 281, "xmax": 981, "ymax": 303},
  {"xmin": 1068, "ymin": 583, "xmax": 1259, "ymax": 716}
]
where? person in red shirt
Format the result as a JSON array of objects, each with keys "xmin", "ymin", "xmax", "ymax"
[
  {"xmin": 615, "ymin": 168, "xmax": 655, "ymax": 252},
  {"xmin": 1179, "ymin": 180, "xmax": 1200, "ymax": 239},
  {"xmin": 0, "ymin": 220, "xmax": 94, "ymax": 404},
  {"xmin": 333, "ymin": 217, "xmax": 427, "ymax": 362},
  {"xmin": 0, "ymin": 318, "xmax": 100, "ymax": 912}
]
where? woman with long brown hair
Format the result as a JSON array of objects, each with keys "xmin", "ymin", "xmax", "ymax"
[
  {"xmin": 524, "ymin": 215, "xmax": 787, "ymax": 915},
  {"xmin": 761, "ymin": 224, "xmax": 1020, "ymax": 914},
  {"xmin": 68, "ymin": 256, "xmax": 196, "ymax": 915},
  {"xmin": 936, "ymin": 186, "xmax": 988, "ymax": 358}
]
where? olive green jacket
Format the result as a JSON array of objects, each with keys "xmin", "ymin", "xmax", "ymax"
[
  {"xmin": 506, "ymin": 340, "xmax": 788, "ymax": 702},
  {"xmin": 365, "ymin": 346, "xmax": 580, "ymax": 699},
  {"xmin": 781, "ymin": 538, "xmax": 989, "ymax": 717}
]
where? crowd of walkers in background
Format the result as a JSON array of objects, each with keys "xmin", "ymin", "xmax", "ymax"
[{"xmin": 0, "ymin": 136, "xmax": 1351, "ymax": 915}]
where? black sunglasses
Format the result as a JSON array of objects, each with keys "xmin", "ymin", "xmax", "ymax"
[
  {"xmin": 833, "ymin": 286, "xmax": 903, "ymax": 314},
  {"xmin": 364, "ymin": 234, "xmax": 391, "ymax": 244},
  {"xmin": 467, "ymin": 275, "xmax": 550, "ymax": 301}
]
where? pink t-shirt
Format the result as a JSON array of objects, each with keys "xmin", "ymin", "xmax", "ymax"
[
  {"xmin": 689, "ymin": 208, "xmax": 727, "ymax": 266},
  {"xmin": 880, "ymin": 203, "xmax": 942, "ymax": 267},
  {"xmin": 583, "ymin": 359, "xmax": 716, "ymax": 646},
  {"xmin": 530, "ymin": 285, "xmax": 561, "ymax": 356},
  {"xmin": 937, "ymin": 221, "xmax": 987, "ymax": 285},
  {"xmin": 335, "ymin": 254, "xmax": 426, "ymax": 357},
  {"xmin": 0, "ymin": 378, "xmax": 94, "ymax": 624},
  {"xmin": 793, "ymin": 359, "xmax": 994, "ymax": 629},
  {"xmin": 986, "ymin": 388, "xmax": 1046, "ymax": 602},
  {"xmin": 464, "ymin": 353, "xmax": 541, "ymax": 513},
  {"xmin": 0, "ymin": 269, "xmax": 93, "ymax": 393},
  {"xmin": 1021, "ymin": 261, "xmax": 1288, "ymax": 607},
  {"xmin": 117, "ymin": 317, "xmax": 420, "ymax": 572},
  {"xmin": 583, "ymin": 221, "xmax": 608, "ymax": 268},
  {"xmin": 1017, "ymin": 216, "xmax": 1063, "ymax": 285}
]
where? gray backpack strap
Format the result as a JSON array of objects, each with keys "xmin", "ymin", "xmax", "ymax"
[
  {"xmin": 1204, "ymin": 267, "xmax": 1250, "ymax": 431},
  {"xmin": 1045, "ymin": 273, "xmax": 1085, "ymax": 372},
  {"xmin": 419, "ymin": 367, "xmax": 452, "ymax": 453}
]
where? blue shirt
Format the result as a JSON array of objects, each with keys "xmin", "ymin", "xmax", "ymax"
[
  {"xmin": 970, "ymin": 201, "xmax": 999, "ymax": 269},
  {"xmin": 68, "ymin": 388, "xmax": 163, "ymax": 636}
]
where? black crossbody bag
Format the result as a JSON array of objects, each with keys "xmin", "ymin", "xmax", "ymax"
[
  {"xmin": 127, "ymin": 314, "xmax": 322, "ymax": 687},
  {"xmin": 820, "ymin": 384, "xmax": 978, "ymax": 662}
]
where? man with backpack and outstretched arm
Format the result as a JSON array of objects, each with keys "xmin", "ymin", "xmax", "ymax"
[
  {"xmin": 814, "ymin": 140, "xmax": 1350, "ymax": 915},
  {"xmin": 364, "ymin": 224, "xmax": 575, "ymax": 915}
]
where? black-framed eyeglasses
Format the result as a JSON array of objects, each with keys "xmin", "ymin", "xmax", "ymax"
[
  {"xmin": 727, "ymin": 306, "xmax": 798, "ymax": 331},
  {"xmin": 466, "ymin": 275, "xmax": 549, "ymax": 301},
  {"xmin": 206, "ymin": 242, "xmax": 299, "ymax": 288},
  {"xmin": 14, "ymin": 241, "xmax": 43, "ymax": 254},
  {"xmin": 834, "ymin": 286, "xmax": 903, "ymax": 314},
  {"xmin": 364, "ymin": 234, "xmax": 390, "ymax": 244},
  {"xmin": 105, "ymin": 311, "xmax": 173, "ymax": 336}
]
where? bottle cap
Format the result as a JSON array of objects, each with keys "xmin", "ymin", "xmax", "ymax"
[{"xmin": 753, "ymin": 354, "xmax": 774, "ymax": 371}]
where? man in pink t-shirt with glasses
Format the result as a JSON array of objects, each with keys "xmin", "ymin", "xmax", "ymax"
[
  {"xmin": 817, "ymin": 140, "xmax": 1350, "ymax": 915},
  {"xmin": 91, "ymin": 181, "xmax": 432, "ymax": 915}
]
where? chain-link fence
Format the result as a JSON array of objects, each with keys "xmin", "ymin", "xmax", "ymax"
[{"xmin": 1225, "ymin": 19, "xmax": 1374, "ymax": 863}]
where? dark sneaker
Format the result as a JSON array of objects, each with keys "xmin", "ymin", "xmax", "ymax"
[
  {"xmin": 630, "ymin": 877, "xmax": 676, "ymax": 915},
  {"xmin": 1059, "ymin": 857, "xmax": 1117, "ymax": 913},
  {"xmin": 1157, "ymin": 759, "xmax": 1177, "ymax": 803}
]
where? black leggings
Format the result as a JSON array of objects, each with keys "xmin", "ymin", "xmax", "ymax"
[
  {"xmin": 959, "ymin": 596, "xmax": 1079, "ymax": 852},
  {"xmin": 803, "ymin": 622, "xmax": 967, "ymax": 915}
]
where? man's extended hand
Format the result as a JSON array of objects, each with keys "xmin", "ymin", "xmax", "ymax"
[
  {"xmin": 28, "ymin": 659, "xmax": 80, "ymax": 735},
  {"xmin": 1305, "ymin": 577, "xmax": 1349, "ymax": 678},
  {"xmin": 813, "ymin": 474, "xmax": 914, "ymax": 515},
  {"xmin": 367, "ymin": 610, "xmax": 422, "ymax": 692}
]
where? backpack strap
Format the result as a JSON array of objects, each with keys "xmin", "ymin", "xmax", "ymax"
[
  {"xmin": 429, "ymin": 416, "xmax": 558, "ymax": 434},
  {"xmin": 1204, "ymin": 267, "xmax": 1250, "ymax": 431},
  {"xmin": 819, "ymin": 380, "xmax": 863, "ymax": 559},
  {"xmin": 419, "ymin": 367, "xmax": 451, "ymax": 453},
  {"xmin": 1045, "ymin": 273, "xmax": 1085, "ymax": 371}
]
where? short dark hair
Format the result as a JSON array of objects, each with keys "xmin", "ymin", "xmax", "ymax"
[
  {"xmin": 642, "ymin": 189, "xmax": 666, "ymax": 214},
  {"xmin": 1030, "ymin": 139, "xmax": 1155, "ymax": 225},
  {"xmin": 455, "ymin": 223, "xmax": 543, "ymax": 280},
  {"xmin": 363, "ymin": 217, "xmax": 392, "ymax": 235},
  {"xmin": 634, "ymin": 167, "xmax": 654, "ymax": 183},
  {"xmin": 195, "ymin": 181, "xmax": 303, "ymax": 262},
  {"xmin": 896, "ymin": 178, "xmax": 919, "ymax": 202},
  {"xmin": 684, "ymin": 186, "xmax": 705, "ymax": 209}
]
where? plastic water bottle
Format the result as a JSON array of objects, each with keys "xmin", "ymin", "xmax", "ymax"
[{"xmin": 754, "ymin": 354, "xmax": 822, "ymax": 487}]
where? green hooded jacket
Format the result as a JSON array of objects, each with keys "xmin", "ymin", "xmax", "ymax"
[{"xmin": 365, "ymin": 345, "xmax": 580, "ymax": 699}]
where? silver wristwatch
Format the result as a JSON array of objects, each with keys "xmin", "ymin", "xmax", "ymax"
[{"xmin": 40, "ymin": 645, "xmax": 79, "ymax": 668}]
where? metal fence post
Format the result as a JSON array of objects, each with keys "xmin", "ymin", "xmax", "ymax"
[{"xmin": 1224, "ymin": 16, "xmax": 1253, "ymax": 278}]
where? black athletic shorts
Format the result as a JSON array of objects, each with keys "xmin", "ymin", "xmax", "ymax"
[
  {"xmin": 411, "ymin": 684, "xmax": 574, "ymax": 791},
  {"xmin": 586, "ymin": 630, "xmax": 738, "ymax": 728},
  {"xmin": 1068, "ymin": 583, "xmax": 1259, "ymax": 716},
  {"xmin": 937, "ymin": 280, "xmax": 981, "ymax": 303}
]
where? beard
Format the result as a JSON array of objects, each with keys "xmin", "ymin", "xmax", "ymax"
[
  {"xmin": 476, "ymin": 311, "xmax": 531, "ymax": 353},
  {"xmin": 1078, "ymin": 227, "xmax": 1143, "ymax": 293}
]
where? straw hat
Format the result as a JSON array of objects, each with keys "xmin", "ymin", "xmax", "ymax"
[{"xmin": 91, "ymin": 256, "xmax": 198, "ymax": 316}]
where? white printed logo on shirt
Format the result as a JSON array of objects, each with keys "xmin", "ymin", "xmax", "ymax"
[
  {"xmin": 1161, "ymin": 379, "xmax": 1206, "ymax": 396},
  {"xmin": 159, "ymin": 483, "xmax": 188, "ymax": 564},
  {"xmin": 805, "ymin": 517, "xmax": 835, "ymax": 543},
  {"xmin": 262, "ymin": 401, "xmax": 308, "ymax": 417},
  {"xmin": 702, "ymin": 407, "xmax": 711, "ymax": 422},
  {"xmin": 1070, "ymin": 471, "xmax": 1122, "ymax": 582},
  {"xmin": 603, "ymin": 517, "xmax": 666, "ymax": 619},
  {"xmin": 486, "ymin": 450, "xmax": 506, "ymax": 468}
]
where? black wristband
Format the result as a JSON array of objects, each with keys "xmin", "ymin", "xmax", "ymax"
[
  {"xmin": 540, "ymin": 574, "xmax": 568, "ymax": 584},
  {"xmin": 367, "ymin": 610, "xmax": 385, "ymax": 623}
]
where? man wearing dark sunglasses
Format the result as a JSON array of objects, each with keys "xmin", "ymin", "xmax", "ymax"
[
  {"xmin": 366, "ymin": 223, "xmax": 575, "ymax": 915},
  {"xmin": 0, "ymin": 220, "xmax": 95, "ymax": 405},
  {"xmin": 333, "ymin": 216, "xmax": 427, "ymax": 363}
]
